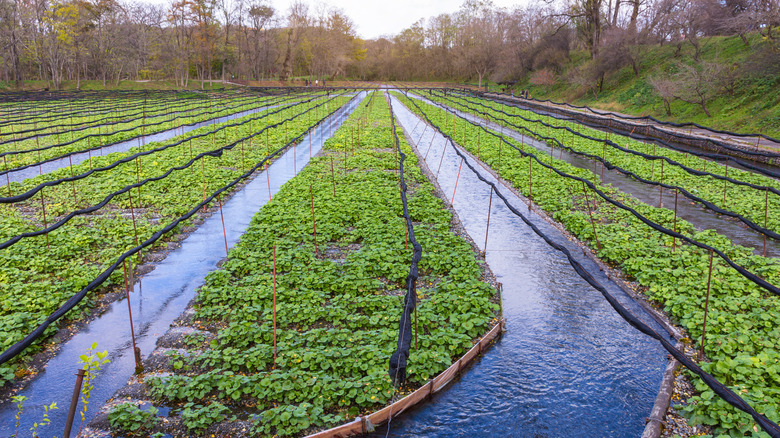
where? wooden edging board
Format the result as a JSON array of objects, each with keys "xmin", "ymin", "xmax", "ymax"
[{"xmin": 305, "ymin": 319, "xmax": 506, "ymax": 438}]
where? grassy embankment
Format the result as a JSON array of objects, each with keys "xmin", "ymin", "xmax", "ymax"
[{"xmin": 510, "ymin": 33, "xmax": 780, "ymax": 139}]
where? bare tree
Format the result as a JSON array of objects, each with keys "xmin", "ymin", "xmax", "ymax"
[
  {"xmin": 660, "ymin": 61, "xmax": 726, "ymax": 116},
  {"xmin": 648, "ymin": 75, "xmax": 676, "ymax": 115}
]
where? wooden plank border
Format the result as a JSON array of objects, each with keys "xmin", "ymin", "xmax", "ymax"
[{"xmin": 305, "ymin": 319, "xmax": 505, "ymax": 438}]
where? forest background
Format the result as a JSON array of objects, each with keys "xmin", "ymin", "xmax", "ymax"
[{"xmin": 0, "ymin": 0, "xmax": 778, "ymax": 134}]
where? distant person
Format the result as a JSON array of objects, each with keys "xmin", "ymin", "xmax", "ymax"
[{"xmin": 315, "ymin": 79, "xmax": 319, "ymax": 86}]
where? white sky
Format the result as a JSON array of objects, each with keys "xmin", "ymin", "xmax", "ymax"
[{"xmin": 275, "ymin": 0, "xmax": 528, "ymax": 39}]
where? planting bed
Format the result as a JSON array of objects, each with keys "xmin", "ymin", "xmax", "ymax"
[
  {"xmin": 426, "ymin": 90, "xmax": 780, "ymax": 245},
  {"xmin": 0, "ymin": 90, "xmax": 348, "ymax": 389},
  {"xmin": 0, "ymin": 91, "xmax": 319, "ymax": 177},
  {"xmin": 93, "ymin": 92, "xmax": 499, "ymax": 437}
]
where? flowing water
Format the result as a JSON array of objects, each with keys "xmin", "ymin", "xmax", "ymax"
[{"xmin": 372, "ymin": 95, "xmax": 669, "ymax": 437}]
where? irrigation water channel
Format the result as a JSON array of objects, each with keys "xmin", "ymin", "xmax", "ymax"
[
  {"xmin": 373, "ymin": 94, "xmax": 670, "ymax": 437},
  {"xmin": 0, "ymin": 91, "xmax": 367, "ymax": 435},
  {"xmin": 478, "ymin": 93, "xmax": 780, "ymax": 177},
  {"xmin": 413, "ymin": 94, "xmax": 780, "ymax": 258},
  {"xmin": 4, "ymin": 96, "xmax": 313, "ymax": 184}
]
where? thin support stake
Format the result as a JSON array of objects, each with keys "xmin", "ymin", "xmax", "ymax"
[
  {"xmin": 40, "ymin": 189, "xmax": 49, "ymax": 251},
  {"xmin": 581, "ymin": 182, "xmax": 602, "ymax": 251},
  {"xmin": 330, "ymin": 156, "xmax": 336, "ymax": 197},
  {"xmin": 62, "ymin": 369, "xmax": 86, "ymax": 438},
  {"xmin": 699, "ymin": 250, "xmax": 715, "ymax": 361},
  {"xmin": 4, "ymin": 156, "xmax": 11, "ymax": 196},
  {"xmin": 436, "ymin": 141, "xmax": 448, "ymax": 178},
  {"xmin": 123, "ymin": 260, "xmax": 143, "ymax": 373},
  {"xmin": 424, "ymin": 129, "xmax": 436, "ymax": 160},
  {"xmin": 272, "ymin": 245, "xmax": 278, "ymax": 367},
  {"xmin": 69, "ymin": 155, "xmax": 77, "ymax": 204},
  {"xmin": 723, "ymin": 159, "xmax": 729, "ymax": 203},
  {"xmin": 659, "ymin": 159, "xmax": 664, "ymax": 207},
  {"xmin": 218, "ymin": 195, "xmax": 228, "ymax": 257},
  {"xmin": 310, "ymin": 185, "xmax": 318, "ymax": 255},
  {"xmin": 764, "ymin": 187, "xmax": 769, "ymax": 257},
  {"xmin": 672, "ymin": 189, "xmax": 679, "ymax": 252},
  {"xmin": 483, "ymin": 186, "xmax": 494, "ymax": 256},
  {"xmin": 451, "ymin": 157, "xmax": 464, "ymax": 207},
  {"xmin": 127, "ymin": 191, "xmax": 142, "ymax": 259},
  {"xmin": 528, "ymin": 155, "xmax": 533, "ymax": 201},
  {"xmin": 266, "ymin": 164, "xmax": 272, "ymax": 199}
]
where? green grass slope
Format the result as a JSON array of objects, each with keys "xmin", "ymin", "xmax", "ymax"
[{"xmin": 512, "ymin": 33, "xmax": 780, "ymax": 139}]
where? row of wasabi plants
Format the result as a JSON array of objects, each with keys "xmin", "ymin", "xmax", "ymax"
[
  {"xmin": 0, "ymin": 91, "xmax": 317, "ymax": 170},
  {"xmin": 108, "ymin": 92, "xmax": 498, "ymax": 437},
  {"xmin": 393, "ymin": 91, "xmax": 780, "ymax": 437},
  {"xmin": 425, "ymin": 90, "xmax": 780, "ymax": 239},
  {"xmin": 0, "ymin": 92, "xmax": 348, "ymax": 388}
]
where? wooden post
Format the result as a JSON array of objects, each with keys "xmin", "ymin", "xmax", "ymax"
[{"xmin": 699, "ymin": 250, "xmax": 714, "ymax": 361}]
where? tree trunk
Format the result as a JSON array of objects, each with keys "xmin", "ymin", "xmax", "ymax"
[
  {"xmin": 10, "ymin": 30, "xmax": 22, "ymax": 87},
  {"xmin": 612, "ymin": 0, "xmax": 621, "ymax": 26},
  {"xmin": 280, "ymin": 30, "xmax": 294, "ymax": 81},
  {"xmin": 629, "ymin": 0, "xmax": 640, "ymax": 34}
]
